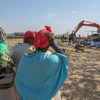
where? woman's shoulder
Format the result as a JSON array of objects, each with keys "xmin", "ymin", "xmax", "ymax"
[
  {"xmin": 43, "ymin": 52, "xmax": 60, "ymax": 62},
  {"xmin": 11, "ymin": 43, "xmax": 31, "ymax": 52}
]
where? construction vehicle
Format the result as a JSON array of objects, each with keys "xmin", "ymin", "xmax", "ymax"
[
  {"xmin": 75, "ymin": 44, "xmax": 85, "ymax": 52},
  {"xmin": 70, "ymin": 20, "xmax": 100, "ymax": 41}
]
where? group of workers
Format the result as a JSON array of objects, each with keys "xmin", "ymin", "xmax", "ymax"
[
  {"xmin": 0, "ymin": 26, "xmax": 68, "ymax": 100},
  {"xmin": 61, "ymin": 33, "xmax": 72, "ymax": 46}
]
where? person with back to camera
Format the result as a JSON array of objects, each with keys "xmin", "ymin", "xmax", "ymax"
[
  {"xmin": 11, "ymin": 31, "xmax": 37, "ymax": 66},
  {"xmin": 11, "ymin": 26, "xmax": 63, "ymax": 66},
  {"xmin": 15, "ymin": 27, "xmax": 68, "ymax": 100}
]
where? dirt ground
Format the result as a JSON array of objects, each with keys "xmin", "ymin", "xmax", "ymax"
[{"xmin": 7, "ymin": 38, "xmax": 100, "ymax": 100}]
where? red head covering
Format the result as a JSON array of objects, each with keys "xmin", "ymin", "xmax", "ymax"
[
  {"xmin": 45, "ymin": 26, "xmax": 54, "ymax": 35},
  {"xmin": 23, "ymin": 31, "xmax": 37, "ymax": 43},
  {"xmin": 34, "ymin": 29, "xmax": 54, "ymax": 48}
]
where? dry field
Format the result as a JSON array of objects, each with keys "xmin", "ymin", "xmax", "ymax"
[{"xmin": 7, "ymin": 38, "xmax": 100, "ymax": 100}]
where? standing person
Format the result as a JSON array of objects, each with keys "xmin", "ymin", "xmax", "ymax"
[
  {"xmin": 11, "ymin": 31, "xmax": 37, "ymax": 66},
  {"xmin": 0, "ymin": 36, "xmax": 18, "ymax": 100},
  {"xmin": 64, "ymin": 33, "xmax": 67, "ymax": 41},
  {"xmin": 68, "ymin": 36, "xmax": 71, "ymax": 46},
  {"xmin": 15, "ymin": 28, "xmax": 68, "ymax": 100},
  {"xmin": 61, "ymin": 35, "xmax": 64, "ymax": 42}
]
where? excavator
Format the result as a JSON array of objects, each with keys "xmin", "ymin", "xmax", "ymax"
[{"xmin": 70, "ymin": 20, "xmax": 100, "ymax": 41}]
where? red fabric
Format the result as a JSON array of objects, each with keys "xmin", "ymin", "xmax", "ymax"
[
  {"xmin": 23, "ymin": 31, "xmax": 37, "ymax": 43},
  {"xmin": 34, "ymin": 29, "xmax": 52, "ymax": 48},
  {"xmin": 45, "ymin": 26, "xmax": 54, "ymax": 35}
]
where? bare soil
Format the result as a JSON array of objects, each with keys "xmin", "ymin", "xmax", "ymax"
[{"xmin": 7, "ymin": 38, "xmax": 100, "ymax": 100}]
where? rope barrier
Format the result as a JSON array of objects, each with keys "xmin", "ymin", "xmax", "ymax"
[{"xmin": 49, "ymin": 50, "xmax": 100, "ymax": 58}]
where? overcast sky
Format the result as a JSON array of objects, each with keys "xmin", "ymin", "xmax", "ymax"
[{"xmin": 0, "ymin": 0, "xmax": 100, "ymax": 36}]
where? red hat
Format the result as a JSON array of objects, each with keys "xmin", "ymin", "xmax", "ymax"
[
  {"xmin": 45, "ymin": 25, "xmax": 54, "ymax": 35},
  {"xmin": 24, "ymin": 31, "xmax": 37, "ymax": 43},
  {"xmin": 34, "ymin": 29, "xmax": 54, "ymax": 48}
]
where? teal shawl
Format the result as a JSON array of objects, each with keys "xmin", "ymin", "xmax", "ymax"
[{"xmin": 15, "ymin": 52, "xmax": 68, "ymax": 100}]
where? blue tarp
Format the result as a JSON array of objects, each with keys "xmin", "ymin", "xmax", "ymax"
[
  {"xmin": 15, "ymin": 52, "xmax": 68, "ymax": 100},
  {"xmin": 95, "ymin": 42, "xmax": 100, "ymax": 45},
  {"xmin": 90, "ymin": 41, "xmax": 100, "ymax": 46}
]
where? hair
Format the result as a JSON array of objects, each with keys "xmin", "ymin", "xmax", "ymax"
[
  {"xmin": 25, "ymin": 36, "xmax": 34, "ymax": 43},
  {"xmin": 36, "ymin": 45, "xmax": 50, "ymax": 52}
]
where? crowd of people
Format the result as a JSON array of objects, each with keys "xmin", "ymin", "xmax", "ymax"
[
  {"xmin": 0, "ymin": 26, "xmax": 68, "ymax": 100},
  {"xmin": 61, "ymin": 33, "xmax": 72, "ymax": 46}
]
